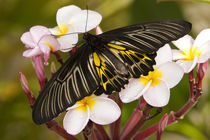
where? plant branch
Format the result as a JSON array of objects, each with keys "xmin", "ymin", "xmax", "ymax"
[
  {"xmin": 19, "ymin": 72, "xmax": 77, "ymax": 140},
  {"xmin": 52, "ymin": 51, "xmax": 64, "ymax": 65},
  {"xmin": 109, "ymin": 94, "xmax": 122, "ymax": 140}
]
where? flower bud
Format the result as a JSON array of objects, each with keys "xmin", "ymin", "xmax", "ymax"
[
  {"xmin": 32, "ymin": 55, "xmax": 46, "ymax": 88},
  {"xmin": 197, "ymin": 60, "xmax": 208, "ymax": 80},
  {"xmin": 19, "ymin": 72, "xmax": 30, "ymax": 95}
]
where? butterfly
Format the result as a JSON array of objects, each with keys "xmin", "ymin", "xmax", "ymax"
[{"xmin": 32, "ymin": 20, "xmax": 191, "ymax": 124}]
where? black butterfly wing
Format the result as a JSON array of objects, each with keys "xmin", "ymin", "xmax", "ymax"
[
  {"xmin": 99, "ymin": 20, "xmax": 191, "ymax": 54},
  {"xmin": 98, "ymin": 20, "xmax": 191, "ymax": 78},
  {"xmin": 32, "ymin": 44, "xmax": 100, "ymax": 124},
  {"xmin": 32, "ymin": 20, "xmax": 192, "ymax": 124}
]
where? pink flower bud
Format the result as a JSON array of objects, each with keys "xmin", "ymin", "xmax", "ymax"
[
  {"xmin": 19, "ymin": 72, "xmax": 30, "ymax": 95},
  {"xmin": 158, "ymin": 113, "xmax": 168, "ymax": 133},
  {"xmin": 157, "ymin": 113, "xmax": 169, "ymax": 140},
  {"xmin": 19, "ymin": 72, "xmax": 36, "ymax": 106},
  {"xmin": 197, "ymin": 60, "xmax": 208, "ymax": 80},
  {"xmin": 32, "ymin": 55, "xmax": 46, "ymax": 89}
]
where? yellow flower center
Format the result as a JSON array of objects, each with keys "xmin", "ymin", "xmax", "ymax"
[
  {"xmin": 139, "ymin": 69, "xmax": 162, "ymax": 86},
  {"xmin": 76, "ymin": 95, "xmax": 96, "ymax": 112},
  {"xmin": 56, "ymin": 24, "xmax": 69, "ymax": 36},
  {"xmin": 182, "ymin": 46, "xmax": 202, "ymax": 61},
  {"xmin": 44, "ymin": 42, "xmax": 55, "ymax": 52}
]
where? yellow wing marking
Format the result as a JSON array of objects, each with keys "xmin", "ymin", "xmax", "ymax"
[{"xmin": 93, "ymin": 52, "xmax": 113, "ymax": 91}]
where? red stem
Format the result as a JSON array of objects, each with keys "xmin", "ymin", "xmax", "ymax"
[
  {"xmin": 52, "ymin": 51, "xmax": 64, "ymax": 65},
  {"xmin": 120, "ymin": 104, "xmax": 152, "ymax": 140},
  {"xmin": 46, "ymin": 120, "xmax": 77, "ymax": 140},
  {"xmin": 94, "ymin": 124, "xmax": 110, "ymax": 140},
  {"xmin": 189, "ymin": 71, "xmax": 194, "ymax": 98},
  {"xmin": 109, "ymin": 95, "xmax": 122, "ymax": 140}
]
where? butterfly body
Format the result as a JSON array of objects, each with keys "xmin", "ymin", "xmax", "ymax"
[{"xmin": 32, "ymin": 20, "xmax": 191, "ymax": 124}]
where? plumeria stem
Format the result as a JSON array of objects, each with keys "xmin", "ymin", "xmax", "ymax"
[
  {"xmin": 109, "ymin": 95, "xmax": 122, "ymax": 140},
  {"xmin": 46, "ymin": 120, "xmax": 77, "ymax": 140},
  {"xmin": 83, "ymin": 121, "xmax": 94, "ymax": 140},
  {"xmin": 94, "ymin": 124, "xmax": 110, "ymax": 140},
  {"xmin": 120, "ymin": 103, "xmax": 152, "ymax": 140},
  {"xmin": 32, "ymin": 55, "xmax": 47, "ymax": 90},
  {"xmin": 52, "ymin": 51, "xmax": 64, "ymax": 65},
  {"xmin": 120, "ymin": 98, "xmax": 146, "ymax": 139},
  {"xmin": 189, "ymin": 70, "xmax": 195, "ymax": 98},
  {"xmin": 69, "ymin": 47, "xmax": 77, "ymax": 56}
]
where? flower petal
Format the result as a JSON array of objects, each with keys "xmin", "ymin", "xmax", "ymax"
[
  {"xmin": 56, "ymin": 5, "xmax": 81, "ymax": 25},
  {"xmin": 172, "ymin": 49, "xmax": 186, "ymax": 60},
  {"xmin": 30, "ymin": 26, "xmax": 51, "ymax": 43},
  {"xmin": 176, "ymin": 56, "xmax": 198, "ymax": 73},
  {"xmin": 23, "ymin": 47, "xmax": 42, "ymax": 57},
  {"xmin": 119, "ymin": 79, "xmax": 151, "ymax": 103},
  {"xmin": 89, "ymin": 97, "xmax": 121, "ymax": 125},
  {"xmin": 193, "ymin": 28, "xmax": 210, "ymax": 47},
  {"xmin": 39, "ymin": 35, "xmax": 60, "ymax": 52},
  {"xmin": 172, "ymin": 34, "xmax": 194, "ymax": 51},
  {"xmin": 70, "ymin": 10, "xmax": 102, "ymax": 33},
  {"xmin": 57, "ymin": 34, "xmax": 78, "ymax": 52},
  {"xmin": 49, "ymin": 26, "xmax": 60, "ymax": 35},
  {"xmin": 20, "ymin": 32, "xmax": 36, "ymax": 48},
  {"xmin": 63, "ymin": 107, "xmax": 90, "ymax": 135},
  {"xmin": 197, "ymin": 41, "xmax": 210, "ymax": 63},
  {"xmin": 157, "ymin": 62, "xmax": 184, "ymax": 88},
  {"xmin": 143, "ymin": 80, "xmax": 170, "ymax": 107},
  {"xmin": 155, "ymin": 44, "xmax": 172, "ymax": 65},
  {"xmin": 38, "ymin": 44, "xmax": 50, "ymax": 65}
]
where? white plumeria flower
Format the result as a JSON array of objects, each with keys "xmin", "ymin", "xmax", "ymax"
[
  {"xmin": 63, "ymin": 94, "xmax": 121, "ymax": 135},
  {"xmin": 20, "ymin": 25, "xmax": 60, "ymax": 65},
  {"xmin": 119, "ymin": 45, "xmax": 184, "ymax": 107},
  {"xmin": 50, "ymin": 5, "xmax": 102, "ymax": 52},
  {"xmin": 172, "ymin": 29, "xmax": 210, "ymax": 73}
]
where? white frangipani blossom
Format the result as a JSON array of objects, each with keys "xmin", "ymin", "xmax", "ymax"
[
  {"xmin": 119, "ymin": 45, "xmax": 184, "ymax": 107},
  {"xmin": 172, "ymin": 29, "xmax": 210, "ymax": 73},
  {"xmin": 63, "ymin": 94, "xmax": 121, "ymax": 135},
  {"xmin": 50, "ymin": 5, "xmax": 102, "ymax": 52}
]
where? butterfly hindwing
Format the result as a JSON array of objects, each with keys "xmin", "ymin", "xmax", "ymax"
[
  {"xmin": 92, "ymin": 46, "xmax": 129, "ymax": 94},
  {"xmin": 107, "ymin": 43, "xmax": 157, "ymax": 78},
  {"xmin": 32, "ymin": 45, "xmax": 101, "ymax": 124}
]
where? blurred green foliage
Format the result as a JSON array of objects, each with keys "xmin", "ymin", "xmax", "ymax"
[{"xmin": 0, "ymin": 0, "xmax": 210, "ymax": 140}]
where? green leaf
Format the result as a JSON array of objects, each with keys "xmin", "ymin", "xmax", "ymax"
[{"xmin": 166, "ymin": 121, "xmax": 207, "ymax": 140}]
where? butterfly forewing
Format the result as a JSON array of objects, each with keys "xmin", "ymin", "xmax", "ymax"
[
  {"xmin": 100, "ymin": 20, "xmax": 191, "ymax": 54},
  {"xmin": 32, "ymin": 20, "xmax": 191, "ymax": 124},
  {"xmin": 32, "ymin": 45, "xmax": 100, "ymax": 124}
]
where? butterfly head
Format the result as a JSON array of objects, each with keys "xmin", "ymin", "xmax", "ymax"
[{"xmin": 83, "ymin": 32, "xmax": 104, "ymax": 47}]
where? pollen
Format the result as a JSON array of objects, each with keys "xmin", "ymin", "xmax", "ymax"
[
  {"xmin": 139, "ymin": 69, "xmax": 162, "ymax": 86},
  {"xmin": 76, "ymin": 95, "xmax": 96, "ymax": 112},
  {"xmin": 56, "ymin": 24, "xmax": 69, "ymax": 36},
  {"xmin": 182, "ymin": 46, "xmax": 202, "ymax": 61}
]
